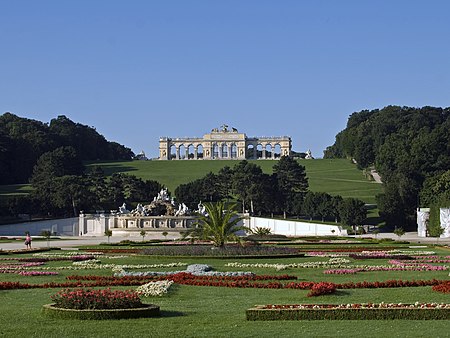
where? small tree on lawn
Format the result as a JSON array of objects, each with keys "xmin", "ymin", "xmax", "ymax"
[
  {"xmin": 433, "ymin": 226, "xmax": 444, "ymax": 245},
  {"xmin": 393, "ymin": 227, "xmax": 405, "ymax": 240},
  {"xmin": 40, "ymin": 230, "xmax": 51, "ymax": 247},
  {"xmin": 104, "ymin": 229, "xmax": 112, "ymax": 244},
  {"xmin": 140, "ymin": 230, "xmax": 146, "ymax": 242},
  {"xmin": 372, "ymin": 229, "xmax": 380, "ymax": 240}
]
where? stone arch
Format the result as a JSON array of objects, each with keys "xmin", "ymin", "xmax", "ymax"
[
  {"xmin": 273, "ymin": 143, "xmax": 282, "ymax": 159},
  {"xmin": 246, "ymin": 144, "xmax": 255, "ymax": 159},
  {"xmin": 231, "ymin": 143, "xmax": 237, "ymax": 158},
  {"xmin": 188, "ymin": 144, "xmax": 195, "ymax": 159},
  {"xmin": 256, "ymin": 144, "xmax": 263, "ymax": 159},
  {"xmin": 265, "ymin": 144, "xmax": 273, "ymax": 159},
  {"xmin": 197, "ymin": 144, "xmax": 204, "ymax": 159},
  {"xmin": 212, "ymin": 143, "xmax": 219, "ymax": 159},
  {"xmin": 221, "ymin": 143, "xmax": 228, "ymax": 158},
  {"xmin": 170, "ymin": 144, "xmax": 176, "ymax": 160},
  {"xmin": 179, "ymin": 144, "xmax": 186, "ymax": 159}
]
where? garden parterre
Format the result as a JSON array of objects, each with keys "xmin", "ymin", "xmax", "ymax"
[{"xmin": 0, "ymin": 243, "xmax": 449, "ymax": 337}]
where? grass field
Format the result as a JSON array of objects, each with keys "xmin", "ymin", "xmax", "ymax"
[
  {"xmin": 84, "ymin": 158, "xmax": 383, "ymax": 204},
  {"xmin": 0, "ymin": 243, "xmax": 449, "ymax": 337},
  {"xmin": 0, "ymin": 159, "xmax": 383, "ymax": 204}
]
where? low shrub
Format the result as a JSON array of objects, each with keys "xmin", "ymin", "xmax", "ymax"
[
  {"xmin": 51, "ymin": 288, "xmax": 143, "ymax": 310},
  {"xmin": 307, "ymin": 282, "xmax": 337, "ymax": 297},
  {"xmin": 42, "ymin": 303, "xmax": 160, "ymax": 320},
  {"xmin": 432, "ymin": 281, "xmax": 450, "ymax": 294},
  {"xmin": 246, "ymin": 303, "xmax": 450, "ymax": 320}
]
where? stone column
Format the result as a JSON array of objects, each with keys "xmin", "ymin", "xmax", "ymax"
[
  {"xmin": 194, "ymin": 146, "xmax": 198, "ymax": 159},
  {"xmin": 185, "ymin": 147, "xmax": 189, "ymax": 160},
  {"xmin": 176, "ymin": 146, "xmax": 180, "ymax": 160}
]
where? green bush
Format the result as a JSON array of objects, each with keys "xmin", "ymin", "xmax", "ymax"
[
  {"xmin": 42, "ymin": 304, "xmax": 160, "ymax": 320},
  {"xmin": 246, "ymin": 307, "xmax": 450, "ymax": 321}
]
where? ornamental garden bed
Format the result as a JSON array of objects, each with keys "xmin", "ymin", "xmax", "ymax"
[
  {"xmin": 42, "ymin": 303, "xmax": 160, "ymax": 320},
  {"xmin": 246, "ymin": 303, "xmax": 450, "ymax": 321},
  {"xmin": 41, "ymin": 288, "xmax": 160, "ymax": 320}
]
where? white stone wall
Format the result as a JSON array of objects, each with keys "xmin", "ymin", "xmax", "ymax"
[
  {"xmin": 440, "ymin": 208, "xmax": 450, "ymax": 238},
  {"xmin": 417, "ymin": 208, "xmax": 430, "ymax": 237},
  {"xmin": 246, "ymin": 217, "xmax": 346, "ymax": 237},
  {"xmin": 0, "ymin": 218, "xmax": 79, "ymax": 236}
]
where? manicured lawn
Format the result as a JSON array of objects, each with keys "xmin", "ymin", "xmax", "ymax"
[
  {"xmin": 0, "ymin": 244, "xmax": 448, "ymax": 337},
  {"xmin": 84, "ymin": 158, "xmax": 383, "ymax": 204},
  {"xmin": 0, "ymin": 159, "xmax": 383, "ymax": 205}
]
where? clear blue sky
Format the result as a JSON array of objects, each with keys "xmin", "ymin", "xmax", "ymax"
[{"xmin": 1, "ymin": 1, "xmax": 449, "ymax": 158}]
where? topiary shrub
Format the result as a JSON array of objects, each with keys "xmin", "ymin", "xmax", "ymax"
[
  {"xmin": 42, "ymin": 304, "xmax": 160, "ymax": 320},
  {"xmin": 43, "ymin": 288, "xmax": 160, "ymax": 320}
]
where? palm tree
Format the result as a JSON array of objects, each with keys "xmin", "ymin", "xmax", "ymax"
[{"xmin": 183, "ymin": 202, "xmax": 248, "ymax": 247}]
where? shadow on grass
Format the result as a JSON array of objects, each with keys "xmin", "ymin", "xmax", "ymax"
[
  {"xmin": 333, "ymin": 290, "xmax": 352, "ymax": 297},
  {"xmin": 159, "ymin": 310, "xmax": 186, "ymax": 318}
]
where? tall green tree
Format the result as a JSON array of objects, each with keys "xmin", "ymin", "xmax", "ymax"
[
  {"xmin": 231, "ymin": 161, "xmax": 265, "ymax": 213},
  {"xmin": 339, "ymin": 198, "xmax": 367, "ymax": 230},
  {"xmin": 273, "ymin": 156, "xmax": 309, "ymax": 215}
]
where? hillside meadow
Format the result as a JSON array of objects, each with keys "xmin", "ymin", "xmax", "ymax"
[{"xmin": 83, "ymin": 158, "xmax": 383, "ymax": 204}]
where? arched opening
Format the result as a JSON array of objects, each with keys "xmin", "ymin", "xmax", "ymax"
[
  {"xmin": 246, "ymin": 144, "xmax": 255, "ymax": 159},
  {"xmin": 197, "ymin": 144, "xmax": 204, "ymax": 159},
  {"xmin": 188, "ymin": 144, "xmax": 195, "ymax": 159},
  {"xmin": 231, "ymin": 143, "xmax": 237, "ymax": 158},
  {"xmin": 179, "ymin": 145, "xmax": 186, "ymax": 159},
  {"xmin": 170, "ymin": 145, "xmax": 176, "ymax": 160},
  {"xmin": 213, "ymin": 143, "xmax": 219, "ymax": 158},
  {"xmin": 222, "ymin": 143, "xmax": 228, "ymax": 158},
  {"xmin": 273, "ymin": 144, "xmax": 281, "ymax": 159},
  {"xmin": 256, "ymin": 144, "xmax": 263, "ymax": 159},
  {"xmin": 265, "ymin": 144, "xmax": 272, "ymax": 159}
]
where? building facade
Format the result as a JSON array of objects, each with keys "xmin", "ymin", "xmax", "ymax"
[{"xmin": 159, "ymin": 125, "xmax": 291, "ymax": 160}]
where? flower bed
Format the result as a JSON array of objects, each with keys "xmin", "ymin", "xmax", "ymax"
[
  {"xmin": 140, "ymin": 245, "xmax": 304, "ymax": 257},
  {"xmin": 42, "ymin": 288, "xmax": 160, "ymax": 320},
  {"xmin": 246, "ymin": 303, "xmax": 450, "ymax": 320},
  {"xmin": 432, "ymin": 281, "xmax": 450, "ymax": 294}
]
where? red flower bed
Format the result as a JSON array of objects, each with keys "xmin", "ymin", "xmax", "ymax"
[
  {"xmin": 51, "ymin": 288, "xmax": 143, "ymax": 310},
  {"xmin": 307, "ymin": 282, "xmax": 337, "ymax": 297},
  {"xmin": 0, "ymin": 274, "xmax": 447, "ymax": 292},
  {"xmin": 432, "ymin": 281, "xmax": 450, "ymax": 294}
]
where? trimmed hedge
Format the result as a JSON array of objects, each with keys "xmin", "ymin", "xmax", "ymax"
[
  {"xmin": 42, "ymin": 303, "xmax": 160, "ymax": 320},
  {"xmin": 246, "ymin": 306, "xmax": 450, "ymax": 321}
]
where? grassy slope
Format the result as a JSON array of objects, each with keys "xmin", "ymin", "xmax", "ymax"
[
  {"xmin": 84, "ymin": 158, "xmax": 383, "ymax": 204},
  {"xmin": 0, "ymin": 247, "xmax": 449, "ymax": 337}
]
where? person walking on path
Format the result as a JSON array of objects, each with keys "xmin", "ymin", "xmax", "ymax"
[{"xmin": 24, "ymin": 232, "xmax": 32, "ymax": 249}]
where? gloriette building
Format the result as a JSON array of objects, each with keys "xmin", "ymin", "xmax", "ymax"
[{"xmin": 159, "ymin": 124, "xmax": 291, "ymax": 160}]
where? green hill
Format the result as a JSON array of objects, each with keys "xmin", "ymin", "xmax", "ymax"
[
  {"xmin": 84, "ymin": 159, "xmax": 382, "ymax": 204},
  {"xmin": 0, "ymin": 159, "xmax": 383, "ymax": 204}
]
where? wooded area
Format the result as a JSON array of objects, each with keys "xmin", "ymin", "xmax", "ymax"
[{"xmin": 324, "ymin": 106, "xmax": 450, "ymax": 233}]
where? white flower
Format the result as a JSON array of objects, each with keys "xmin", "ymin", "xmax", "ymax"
[{"xmin": 136, "ymin": 280, "xmax": 174, "ymax": 297}]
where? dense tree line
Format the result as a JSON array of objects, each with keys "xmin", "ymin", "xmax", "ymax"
[
  {"xmin": 324, "ymin": 106, "xmax": 450, "ymax": 230},
  {"xmin": 175, "ymin": 157, "xmax": 366, "ymax": 227},
  {"xmin": 1, "ymin": 159, "xmax": 163, "ymax": 218},
  {"xmin": 0, "ymin": 113, "xmax": 134, "ymax": 184},
  {"xmin": 2, "ymin": 154, "xmax": 367, "ymax": 229}
]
